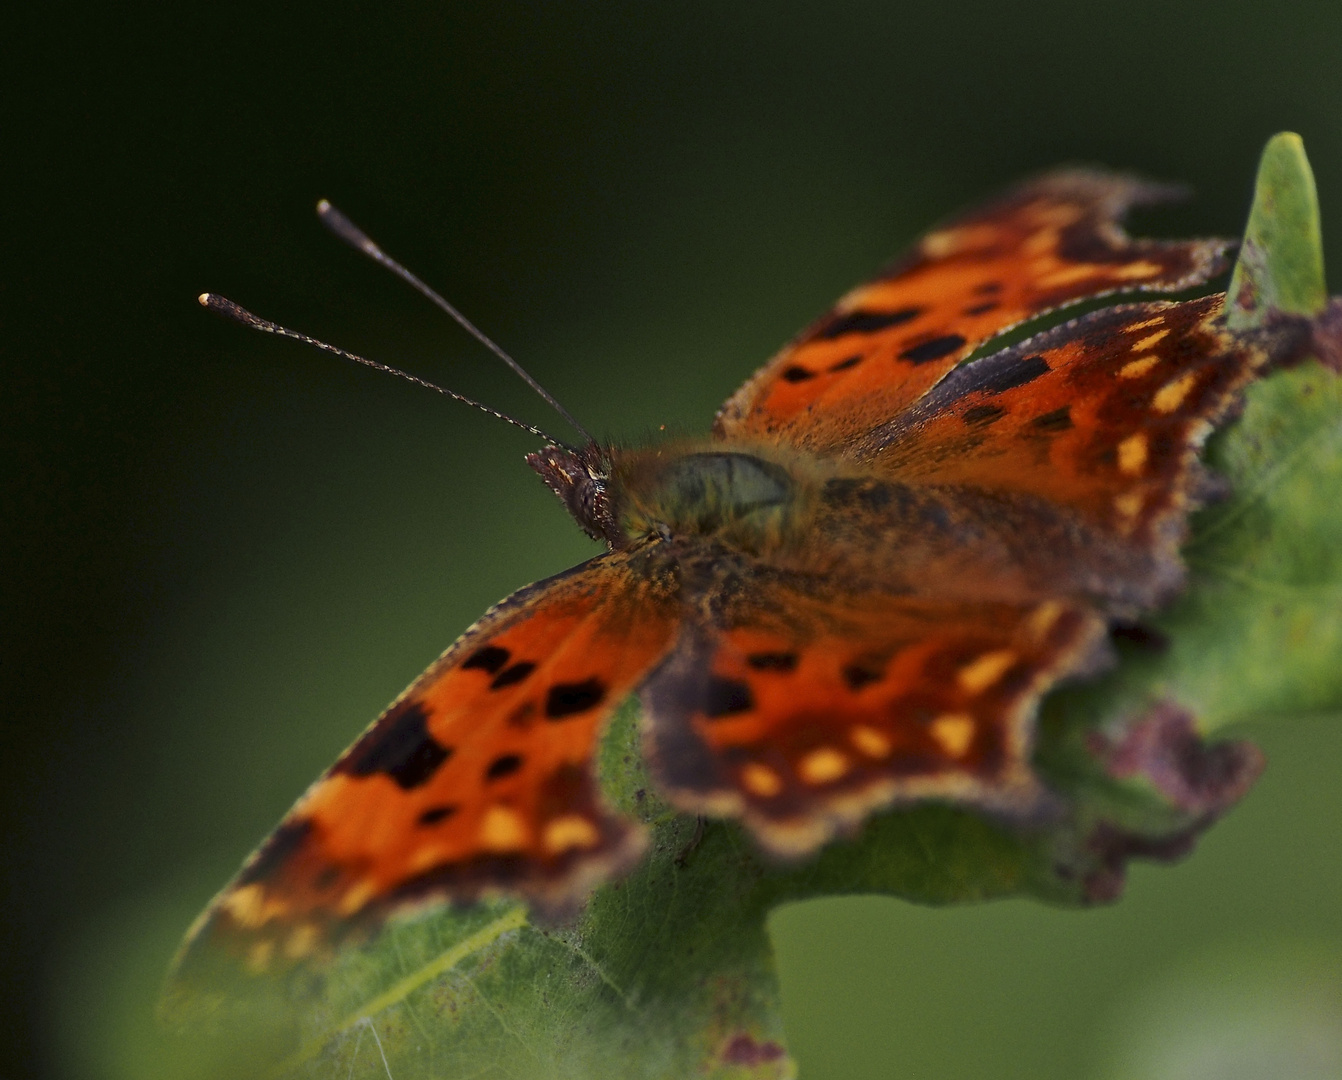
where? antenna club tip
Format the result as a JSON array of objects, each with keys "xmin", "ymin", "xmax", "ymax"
[
  {"xmin": 198, "ymin": 292, "xmax": 212, "ymax": 306},
  {"xmin": 316, "ymin": 198, "xmax": 332, "ymax": 215}
]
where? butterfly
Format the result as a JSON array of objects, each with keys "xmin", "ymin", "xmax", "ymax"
[{"xmin": 178, "ymin": 168, "xmax": 1314, "ymax": 976}]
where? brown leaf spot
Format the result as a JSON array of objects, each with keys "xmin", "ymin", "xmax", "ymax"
[{"xmin": 721, "ymin": 1033, "xmax": 787, "ymax": 1067}]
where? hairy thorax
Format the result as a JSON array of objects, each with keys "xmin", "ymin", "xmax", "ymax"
[
  {"xmin": 528, "ymin": 438, "xmax": 1173, "ymax": 613},
  {"xmin": 610, "ymin": 442, "xmax": 826, "ymax": 557}
]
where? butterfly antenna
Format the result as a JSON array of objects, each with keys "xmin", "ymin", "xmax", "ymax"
[
  {"xmin": 316, "ymin": 199, "xmax": 596, "ymax": 445},
  {"xmin": 198, "ymin": 293, "xmax": 575, "ymax": 447}
]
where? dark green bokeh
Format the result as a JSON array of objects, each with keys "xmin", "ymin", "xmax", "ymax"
[{"xmin": 5, "ymin": 3, "xmax": 1341, "ymax": 1078}]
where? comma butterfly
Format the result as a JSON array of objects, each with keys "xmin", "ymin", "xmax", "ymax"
[{"xmin": 179, "ymin": 168, "xmax": 1320, "ymax": 975}]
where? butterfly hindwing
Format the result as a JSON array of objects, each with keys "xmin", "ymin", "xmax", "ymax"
[
  {"xmin": 178, "ymin": 548, "xmax": 679, "ymax": 973},
  {"xmin": 716, "ymin": 170, "xmax": 1231, "ymax": 453},
  {"xmin": 641, "ymin": 565, "xmax": 1107, "ymax": 856}
]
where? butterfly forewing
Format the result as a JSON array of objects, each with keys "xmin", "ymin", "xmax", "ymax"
[
  {"xmin": 716, "ymin": 170, "xmax": 1231, "ymax": 453},
  {"xmin": 862, "ymin": 296, "xmax": 1310, "ymax": 598},
  {"xmin": 178, "ymin": 549, "xmax": 679, "ymax": 974}
]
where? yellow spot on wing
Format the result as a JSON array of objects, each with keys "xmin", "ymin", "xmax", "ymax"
[
  {"xmin": 849, "ymin": 725, "xmax": 892, "ymax": 758},
  {"xmin": 1118, "ymin": 432, "xmax": 1148, "ymax": 475},
  {"xmin": 246, "ymin": 940, "xmax": 275, "ymax": 974},
  {"xmin": 1026, "ymin": 600, "xmax": 1064, "ymax": 641},
  {"xmin": 480, "ymin": 806, "xmax": 528, "ymax": 851},
  {"xmin": 956, "ymin": 649, "xmax": 1016, "ymax": 695},
  {"xmin": 221, "ymin": 883, "xmax": 267, "ymax": 928},
  {"xmin": 1022, "ymin": 228, "xmax": 1060, "ymax": 256},
  {"xmin": 1119, "ymin": 354, "xmax": 1162, "ymax": 379},
  {"xmin": 1109, "ymin": 260, "xmax": 1164, "ymax": 280},
  {"xmin": 1126, "ymin": 317, "xmax": 1165, "ymax": 331},
  {"xmin": 543, "ymin": 814, "xmax": 600, "ymax": 854},
  {"xmin": 741, "ymin": 763, "xmax": 784, "ymax": 798},
  {"xmin": 1131, "ymin": 329, "xmax": 1170, "ymax": 351},
  {"xmin": 283, "ymin": 924, "xmax": 319, "ymax": 960},
  {"xmin": 921, "ymin": 223, "xmax": 1000, "ymax": 258},
  {"xmin": 1152, "ymin": 372, "xmax": 1198, "ymax": 413},
  {"xmin": 798, "ymin": 747, "xmax": 849, "ymax": 785},
  {"xmin": 338, "ymin": 878, "xmax": 377, "ymax": 917},
  {"xmin": 409, "ymin": 844, "xmax": 447, "ymax": 873},
  {"xmin": 930, "ymin": 714, "xmax": 976, "ymax": 757},
  {"xmin": 1114, "ymin": 490, "xmax": 1145, "ymax": 519},
  {"xmin": 1036, "ymin": 264, "xmax": 1100, "ymax": 288}
]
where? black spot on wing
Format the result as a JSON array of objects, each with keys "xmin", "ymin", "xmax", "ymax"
[
  {"xmin": 485, "ymin": 754, "xmax": 523, "ymax": 780},
  {"xmin": 1110, "ymin": 620, "xmax": 1171, "ymax": 653},
  {"xmin": 962, "ymin": 404, "xmax": 1006, "ymax": 427},
  {"xmin": 337, "ymin": 699, "xmax": 452, "ymax": 790},
  {"xmin": 313, "ymin": 866, "xmax": 341, "ymax": 891},
  {"xmin": 490, "ymin": 661, "xmax": 536, "ymax": 689},
  {"xmin": 237, "ymin": 819, "xmax": 315, "ymax": 886},
  {"xmin": 980, "ymin": 354, "xmax": 1050, "ymax": 395},
  {"xmin": 828, "ymin": 354, "xmax": 862, "ymax": 372},
  {"xmin": 963, "ymin": 301, "xmax": 999, "ymax": 316},
  {"xmin": 746, "ymin": 651, "xmax": 799, "ymax": 672},
  {"xmin": 1032, "ymin": 406, "xmax": 1072, "ymax": 431},
  {"xmin": 812, "ymin": 307, "xmax": 923, "ymax": 339},
  {"xmin": 508, "ymin": 701, "xmax": 537, "ymax": 728},
  {"xmin": 462, "ymin": 645, "xmax": 510, "ymax": 674},
  {"xmin": 781, "ymin": 365, "xmax": 817, "ymax": 383},
  {"xmin": 870, "ymin": 306, "xmax": 1150, "ymax": 450},
  {"xmin": 702, "ymin": 675, "xmax": 754, "ymax": 718},
  {"xmin": 842, "ymin": 664, "xmax": 883, "ymax": 691},
  {"xmin": 899, "ymin": 334, "xmax": 967, "ymax": 365},
  {"xmin": 545, "ymin": 678, "xmax": 607, "ymax": 719},
  {"xmin": 417, "ymin": 805, "xmax": 458, "ymax": 826},
  {"xmin": 975, "ymin": 281, "xmax": 1003, "ymax": 294}
]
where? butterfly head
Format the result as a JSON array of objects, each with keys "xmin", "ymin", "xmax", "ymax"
[{"xmin": 526, "ymin": 442, "xmax": 624, "ymax": 547}]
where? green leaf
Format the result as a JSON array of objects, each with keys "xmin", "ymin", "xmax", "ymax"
[
  {"xmin": 1226, "ymin": 131, "xmax": 1327, "ymax": 328},
  {"xmin": 166, "ymin": 135, "xmax": 1342, "ymax": 1080}
]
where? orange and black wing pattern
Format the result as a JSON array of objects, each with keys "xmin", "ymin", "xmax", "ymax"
[
  {"xmin": 864, "ymin": 295, "xmax": 1308, "ymax": 602},
  {"xmin": 642, "ymin": 572, "xmax": 1105, "ymax": 856},
  {"xmin": 176, "ymin": 549, "xmax": 679, "ymax": 975},
  {"xmin": 716, "ymin": 170, "xmax": 1230, "ymax": 453}
]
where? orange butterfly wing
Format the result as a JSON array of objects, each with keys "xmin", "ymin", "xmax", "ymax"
[
  {"xmin": 178, "ymin": 548, "xmax": 678, "ymax": 973},
  {"xmin": 643, "ymin": 569, "xmax": 1106, "ymax": 855},
  {"xmin": 715, "ymin": 170, "xmax": 1230, "ymax": 453},
  {"xmin": 864, "ymin": 295, "xmax": 1309, "ymax": 598}
]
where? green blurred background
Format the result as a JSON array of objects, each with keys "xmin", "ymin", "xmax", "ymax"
[{"xmin": 5, "ymin": 2, "xmax": 1341, "ymax": 1078}]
